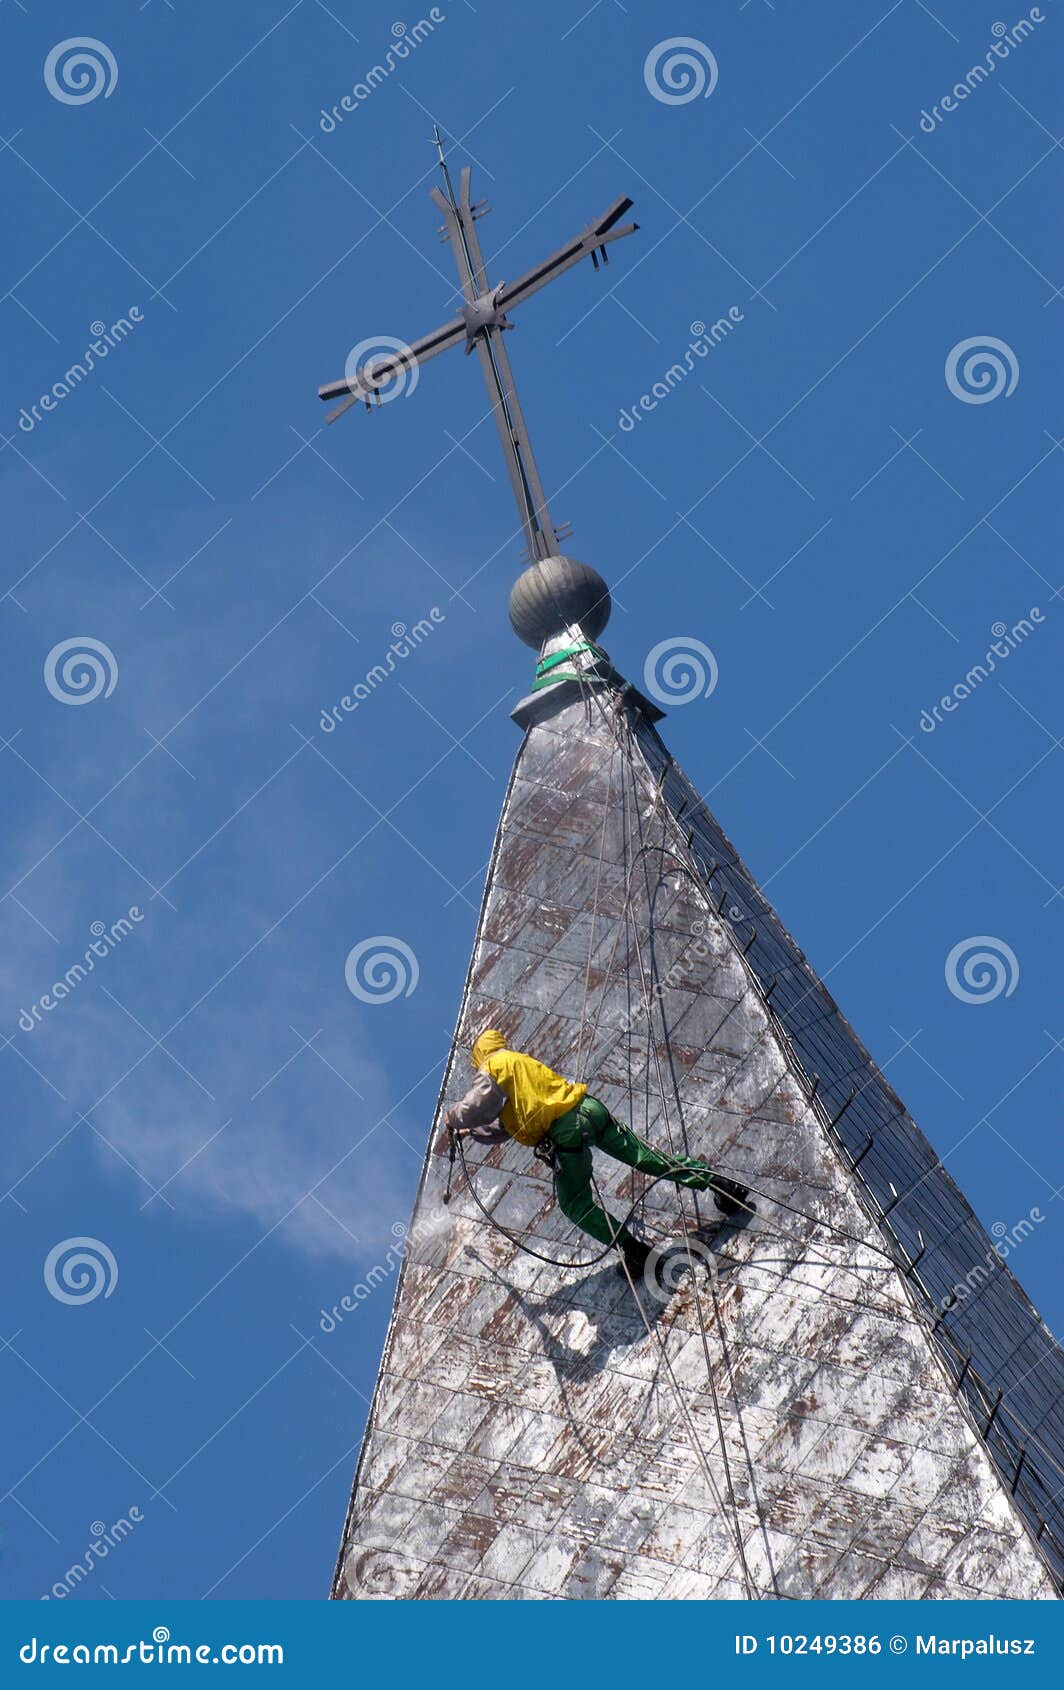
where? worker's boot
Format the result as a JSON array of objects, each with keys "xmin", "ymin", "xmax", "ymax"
[
  {"xmin": 710, "ymin": 1175, "xmax": 751, "ymax": 1219},
  {"xmin": 616, "ymin": 1235, "xmax": 653, "ymax": 1283}
]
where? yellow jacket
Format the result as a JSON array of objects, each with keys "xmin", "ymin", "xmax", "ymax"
[{"xmin": 470, "ymin": 1030, "xmax": 587, "ymax": 1147}]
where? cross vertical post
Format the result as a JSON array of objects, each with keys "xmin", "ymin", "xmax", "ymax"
[{"xmin": 429, "ymin": 134, "xmax": 559, "ymax": 562}]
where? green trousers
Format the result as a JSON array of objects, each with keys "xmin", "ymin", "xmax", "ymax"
[{"xmin": 548, "ymin": 1095, "xmax": 715, "ymax": 1248}]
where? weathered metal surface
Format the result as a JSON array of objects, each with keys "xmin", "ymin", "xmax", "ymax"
[{"xmin": 332, "ymin": 684, "xmax": 1061, "ymax": 1600}]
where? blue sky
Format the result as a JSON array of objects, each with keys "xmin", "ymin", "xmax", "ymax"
[{"xmin": 1, "ymin": 0, "xmax": 1060, "ymax": 1600}]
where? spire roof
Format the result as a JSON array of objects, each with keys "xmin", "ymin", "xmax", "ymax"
[{"xmin": 331, "ymin": 673, "xmax": 1064, "ymax": 1600}]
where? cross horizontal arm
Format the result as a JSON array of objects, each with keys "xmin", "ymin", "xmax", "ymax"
[
  {"xmin": 494, "ymin": 196, "xmax": 638, "ymax": 315},
  {"xmin": 318, "ymin": 313, "xmax": 467, "ymax": 421}
]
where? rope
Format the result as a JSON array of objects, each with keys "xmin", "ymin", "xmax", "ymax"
[
  {"xmin": 449, "ymin": 710, "xmax": 762, "ymax": 1591},
  {"xmin": 451, "ymin": 1130, "xmax": 915, "ymax": 1322},
  {"xmin": 466, "ymin": 663, "xmax": 1009, "ymax": 1586},
  {"xmin": 610, "ymin": 732, "xmax": 761, "ymax": 1597},
  {"xmin": 592, "ymin": 1156, "xmax": 760, "ymax": 1602},
  {"xmin": 584, "ymin": 693, "xmax": 916, "ymax": 1301},
  {"xmin": 572, "ymin": 687, "xmax": 909, "ymax": 1274},
  {"xmin": 451, "ymin": 1127, "xmax": 696, "ymax": 1270},
  {"xmin": 570, "ymin": 675, "xmax": 1064, "ymax": 1581},
  {"xmin": 573, "ymin": 724, "xmax": 619, "ymax": 1085},
  {"xmin": 558, "ymin": 666, "xmax": 872, "ymax": 1592},
  {"xmin": 569, "ymin": 732, "xmax": 759, "ymax": 1592},
  {"xmin": 567, "ymin": 679, "xmax": 898, "ymax": 1270},
  {"xmin": 570, "ymin": 673, "xmax": 899, "ymax": 1593},
  {"xmin": 609, "ymin": 1199, "xmax": 756, "ymax": 1596}
]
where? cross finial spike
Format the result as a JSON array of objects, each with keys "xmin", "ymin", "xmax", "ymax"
[{"xmin": 431, "ymin": 123, "xmax": 458, "ymax": 211}]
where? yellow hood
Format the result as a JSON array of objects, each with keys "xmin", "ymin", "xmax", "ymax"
[{"xmin": 472, "ymin": 1029, "xmax": 507, "ymax": 1069}]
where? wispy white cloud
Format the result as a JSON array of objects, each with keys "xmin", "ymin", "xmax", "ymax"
[{"xmin": 0, "ymin": 729, "xmax": 444, "ymax": 1263}]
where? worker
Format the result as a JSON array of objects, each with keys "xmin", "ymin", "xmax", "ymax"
[{"xmin": 445, "ymin": 1029, "xmax": 749, "ymax": 1282}]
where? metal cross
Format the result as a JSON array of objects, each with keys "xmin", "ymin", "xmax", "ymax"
[{"xmin": 318, "ymin": 130, "xmax": 638, "ymax": 564}]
